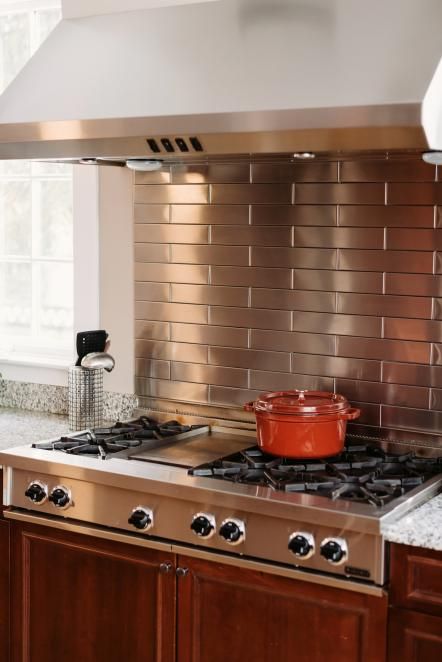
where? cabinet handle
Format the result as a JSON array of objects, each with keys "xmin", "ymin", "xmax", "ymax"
[
  {"xmin": 176, "ymin": 567, "xmax": 189, "ymax": 578},
  {"xmin": 159, "ymin": 562, "xmax": 173, "ymax": 574}
]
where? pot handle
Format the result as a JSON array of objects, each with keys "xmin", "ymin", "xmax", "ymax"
[
  {"xmin": 244, "ymin": 401, "xmax": 256, "ymax": 413},
  {"xmin": 340, "ymin": 408, "xmax": 361, "ymax": 421}
]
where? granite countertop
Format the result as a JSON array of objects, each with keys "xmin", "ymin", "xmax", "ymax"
[
  {"xmin": 0, "ymin": 407, "xmax": 69, "ymax": 451},
  {"xmin": 382, "ymin": 492, "xmax": 442, "ymax": 552}
]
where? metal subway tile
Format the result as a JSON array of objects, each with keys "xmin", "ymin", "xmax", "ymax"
[
  {"xmin": 134, "ymin": 170, "xmax": 171, "ymax": 185},
  {"xmin": 295, "ymin": 183, "xmax": 385, "ymax": 205},
  {"xmin": 431, "ymin": 344, "xmax": 442, "ymax": 365},
  {"xmin": 135, "ymin": 244, "xmax": 170, "ymax": 263},
  {"xmin": 250, "ymin": 329, "xmax": 335, "ymax": 355},
  {"xmin": 210, "ymin": 306, "xmax": 291, "ymax": 331},
  {"xmin": 170, "ymin": 163, "xmax": 250, "ymax": 184},
  {"xmin": 171, "ymin": 244, "xmax": 249, "ymax": 266},
  {"xmin": 134, "ymin": 224, "xmax": 209, "ymax": 244},
  {"xmin": 387, "ymin": 183, "xmax": 442, "ymax": 205},
  {"xmin": 171, "ymin": 362, "xmax": 248, "ymax": 388},
  {"xmin": 135, "ymin": 301, "xmax": 208, "ymax": 324},
  {"xmin": 135, "ymin": 321, "xmax": 170, "ymax": 341},
  {"xmin": 135, "ymin": 282, "xmax": 170, "ymax": 302},
  {"xmin": 251, "ymin": 162, "xmax": 338, "ymax": 183},
  {"xmin": 293, "ymin": 269, "xmax": 383, "ymax": 293},
  {"xmin": 336, "ymin": 336, "xmax": 431, "ymax": 364},
  {"xmin": 430, "ymin": 389, "xmax": 442, "ymax": 410},
  {"xmin": 385, "ymin": 228, "xmax": 440, "ymax": 251},
  {"xmin": 382, "ymin": 362, "xmax": 442, "ymax": 388},
  {"xmin": 437, "ymin": 207, "xmax": 442, "ymax": 227},
  {"xmin": 135, "ymin": 339, "xmax": 208, "ymax": 364},
  {"xmin": 384, "ymin": 273, "xmax": 442, "ymax": 297},
  {"xmin": 291, "ymin": 354, "xmax": 381, "ymax": 381},
  {"xmin": 335, "ymin": 379, "xmax": 430, "ymax": 409},
  {"xmin": 211, "ymin": 266, "xmax": 292, "ymax": 289},
  {"xmin": 171, "ymin": 323, "xmax": 249, "ymax": 348},
  {"xmin": 170, "ymin": 204, "xmax": 249, "ymax": 224},
  {"xmin": 211, "ymin": 184, "xmax": 292, "ymax": 205},
  {"xmin": 209, "ymin": 346, "xmax": 291, "ymax": 372},
  {"xmin": 252, "ymin": 247, "xmax": 337, "ymax": 269},
  {"xmin": 384, "ymin": 318, "xmax": 442, "ymax": 343},
  {"xmin": 252, "ymin": 205, "xmax": 337, "ymax": 226},
  {"xmin": 135, "ymin": 358, "xmax": 171, "ymax": 380},
  {"xmin": 433, "ymin": 299, "xmax": 442, "ymax": 320},
  {"xmin": 293, "ymin": 227, "xmax": 383, "ymax": 249},
  {"xmin": 381, "ymin": 406, "xmax": 442, "ymax": 434},
  {"xmin": 250, "ymin": 288, "xmax": 336, "ymax": 313},
  {"xmin": 349, "ymin": 402, "xmax": 381, "ymax": 426},
  {"xmin": 337, "ymin": 293, "xmax": 432, "ymax": 319},
  {"xmin": 340, "ymin": 159, "xmax": 436, "ymax": 182},
  {"xmin": 135, "ymin": 263, "xmax": 209, "ymax": 284},
  {"xmin": 171, "ymin": 284, "xmax": 249, "ymax": 307},
  {"xmin": 211, "ymin": 225, "xmax": 292, "ymax": 246},
  {"xmin": 134, "ymin": 184, "xmax": 209, "ymax": 205},
  {"xmin": 292, "ymin": 312, "xmax": 382, "ymax": 337},
  {"xmin": 338, "ymin": 205, "xmax": 434, "ymax": 227},
  {"xmin": 209, "ymin": 386, "xmax": 260, "ymax": 408},
  {"xmin": 339, "ymin": 250, "xmax": 433, "ymax": 273},
  {"xmin": 136, "ymin": 378, "xmax": 209, "ymax": 404},
  {"xmin": 250, "ymin": 370, "xmax": 334, "ymax": 392},
  {"xmin": 134, "ymin": 204, "xmax": 169, "ymax": 223}
]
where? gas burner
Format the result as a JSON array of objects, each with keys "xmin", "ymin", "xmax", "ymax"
[
  {"xmin": 189, "ymin": 443, "xmax": 442, "ymax": 506},
  {"xmin": 33, "ymin": 417, "xmax": 203, "ymax": 459}
]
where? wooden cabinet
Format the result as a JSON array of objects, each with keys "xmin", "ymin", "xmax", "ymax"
[
  {"xmin": 9, "ymin": 520, "xmax": 388, "ymax": 662},
  {"xmin": 10, "ymin": 522, "xmax": 175, "ymax": 662},
  {"xmin": 388, "ymin": 543, "xmax": 442, "ymax": 662},
  {"xmin": 177, "ymin": 554, "xmax": 387, "ymax": 662},
  {"xmin": 0, "ymin": 517, "xmax": 10, "ymax": 662}
]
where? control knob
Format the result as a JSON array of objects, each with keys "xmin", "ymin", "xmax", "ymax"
[
  {"xmin": 48, "ymin": 486, "xmax": 71, "ymax": 509},
  {"xmin": 320, "ymin": 537, "xmax": 348, "ymax": 565},
  {"xmin": 219, "ymin": 518, "xmax": 245, "ymax": 545},
  {"xmin": 128, "ymin": 507, "xmax": 153, "ymax": 531},
  {"xmin": 191, "ymin": 513, "xmax": 215, "ymax": 538},
  {"xmin": 288, "ymin": 532, "xmax": 315, "ymax": 559},
  {"xmin": 25, "ymin": 481, "xmax": 47, "ymax": 504}
]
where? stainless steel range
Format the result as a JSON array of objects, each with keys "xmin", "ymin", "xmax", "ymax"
[{"xmin": 1, "ymin": 416, "xmax": 441, "ymax": 597}]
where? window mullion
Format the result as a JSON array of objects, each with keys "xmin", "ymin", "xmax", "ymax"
[{"xmin": 31, "ymin": 176, "xmax": 41, "ymax": 340}]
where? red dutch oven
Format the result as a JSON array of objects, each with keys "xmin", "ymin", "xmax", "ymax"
[{"xmin": 244, "ymin": 390, "xmax": 360, "ymax": 458}]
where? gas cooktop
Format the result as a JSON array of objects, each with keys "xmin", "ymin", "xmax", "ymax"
[{"xmin": 189, "ymin": 443, "xmax": 442, "ymax": 507}]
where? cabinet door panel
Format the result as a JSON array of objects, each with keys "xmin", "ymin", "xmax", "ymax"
[
  {"xmin": 388, "ymin": 607, "xmax": 442, "ymax": 662},
  {"xmin": 177, "ymin": 555, "xmax": 387, "ymax": 662},
  {"xmin": 11, "ymin": 522, "xmax": 175, "ymax": 662},
  {"xmin": 0, "ymin": 518, "xmax": 10, "ymax": 662},
  {"xmin": 390, "ymin": 543, "xmax": 442, "ymax": 616}
]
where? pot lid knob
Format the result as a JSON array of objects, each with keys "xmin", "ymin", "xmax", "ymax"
[{"xmin": 298, "ymin": 390, "xmax": 306, "ymax": 402}]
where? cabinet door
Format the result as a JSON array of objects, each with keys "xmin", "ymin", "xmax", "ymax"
[
  {"xmin": 388, "ymin": 607, "xmax": 442, "ymax": 662},
  {"xmin": 0, "ymin": 518, "xmax": 10, "ymax": 662},
  {"xmin": 11, "ymin": 522, "xmax": 175, "ymax": 662},
  {"xmin": 176, "ymin": 555, "xmax": 387, "ymax": 662}
]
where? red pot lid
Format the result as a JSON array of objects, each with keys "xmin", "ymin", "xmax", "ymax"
[{"xmin": 254, "ymin": 390, "xmax": 350, "ymax": 415}]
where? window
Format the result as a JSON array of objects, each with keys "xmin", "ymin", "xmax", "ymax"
[{"xmin": 0, "ymin": 0, "xmax": 74, "ymax": 365}]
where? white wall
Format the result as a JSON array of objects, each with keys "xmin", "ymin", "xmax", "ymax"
[{"xmin": 62, "ymin": 0, "xmax": 218, "ymax": 19}]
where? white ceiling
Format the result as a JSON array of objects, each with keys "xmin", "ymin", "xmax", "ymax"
[{"xmin": 62, "ymin": 0, "xmax": 218, "ymax": 19}]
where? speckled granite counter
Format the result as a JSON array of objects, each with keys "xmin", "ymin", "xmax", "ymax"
[
  {"xmin": 0, "ymin": 407, "xmax": 69, "ymax": 451},
  {"xmin": 382, "ymin": 493, "xmax": 442, "ymax": 552}
]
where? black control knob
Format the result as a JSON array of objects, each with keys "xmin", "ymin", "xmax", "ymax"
[
  {"xmin": 190, "ymin": 514, "xmax": 215, "ymax": 538},
  {"xmin": 48, "ymin": 486, "xmax": 71, "ymax": 509},
  {"xmin": 320, "ymin": 538, "xmax": 348, "ymax": 565},
  {"xmin": 288, "ymin": 532, "xmax": 314, "ymax": 558},
  {"xmin": 128, "ymin": 508, "xmax": 153, "ymax": 531},
  {"xmin": 219, "ymin": 519, "xmax": 245, "ymax": 545},
  {"xmin": 25, "ymin": 482, "xmax": 47, "ymax": 504}
]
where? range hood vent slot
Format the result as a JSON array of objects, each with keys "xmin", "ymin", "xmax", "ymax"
[{"xmin": 146, "ymin": 136, "xmax": 205, "ymax": 155}]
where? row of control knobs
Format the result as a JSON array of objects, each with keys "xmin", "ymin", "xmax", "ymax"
[{"xmin": 25, "ymin": 485, "xmax": 347, "ymax": 565}]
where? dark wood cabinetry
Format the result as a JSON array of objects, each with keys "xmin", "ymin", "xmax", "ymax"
[
  {"xmin": 10, "ymin": 522, "xmax": 175, "ymax": 662},
  {"xmin": 7, "ymin": 520, "xmax": 388, "ymax": 662},
  {"xmin": 0, "ymin": 517, "xmax": 10, "ymax": 662},
  {"xmin": 177, "ymin": 554, "xmax": 387, "ymax": 662},
  {"xmin": 388, "ymin": 543, "xmax": 442, "ymax": 662}
]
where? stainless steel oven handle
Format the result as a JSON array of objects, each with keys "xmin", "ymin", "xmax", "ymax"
[{"xmin": 4, "ymin": 509, "xmax": 387, "ymax": 598}]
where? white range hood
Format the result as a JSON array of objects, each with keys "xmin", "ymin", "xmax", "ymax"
[{"xmin": 0, "ymin": 0, "xmax": 441, "ymax": 160}]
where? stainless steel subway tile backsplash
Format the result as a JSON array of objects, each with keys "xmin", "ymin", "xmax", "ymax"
[{"xmin": 134, "ymin": 153, "xmax": 442, "ymax": 434}]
